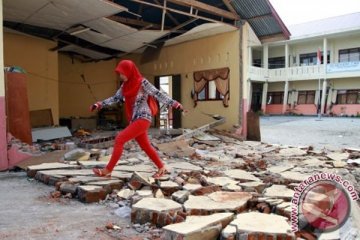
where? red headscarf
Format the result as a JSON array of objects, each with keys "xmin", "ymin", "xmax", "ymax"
[{"xmin": 115, "ymin": 60, "xmax": 143, "ymax": 120}]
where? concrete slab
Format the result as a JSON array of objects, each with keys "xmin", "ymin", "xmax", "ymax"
[
  {"xmin": 263, "ymin": 185, "xmax": 294, "ymax": 199},
  {"xmin": 184, "ymin": 192, "xmax": 252, "ymax": 215},
  {"xmin": 163, "ymin": 213, "xmax": 234, "ymax": 240},
  {"xmin": 224, "ymin": 169, "xmax": 260, "ymax": 182},
  {"xmin": 222, "ymin": 212, "xmax": 294, "ymax": 239},
  {"xmin": 206, "ymin": 177, "xmax": 238, "ymax": 187},
  {"xmin": 167, "ymin": 162, "xmax": 203, "ymax": 172},
  {"xmin": 326, "ymin": 152, "xmax": 350, "ymax": 161},
  {"xmin": 27, "ymin": 162, "xmax": 78, "ymax": 177},
  {"xmin": 279, "ymin": 148, "xmax": 307, "ymax": 157},
  {"xmin": 280, "ymin": 171, "xmax": 311, "ymax": 182}
]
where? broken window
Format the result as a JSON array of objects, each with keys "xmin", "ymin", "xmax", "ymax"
[
  {"xmin": 336, "ymin": 90, "xmax": 360, "ymax": 104},
  {"xmin": 193, "ymin": 67, "xmax": 230, "ymax": 107},
  {"xmin": 298, "ymin": 91, "xmax": 315, "ymax": 104}
]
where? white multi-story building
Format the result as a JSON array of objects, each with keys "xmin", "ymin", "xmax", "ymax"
[{"xmin": 247, "ymin": 12, "xmax": 360, "ymax": 117}]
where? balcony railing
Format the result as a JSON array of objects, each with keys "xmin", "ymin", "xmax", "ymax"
[{"xmin": 248, "ymin": 61, "xmax": 360, "ymax": 82}]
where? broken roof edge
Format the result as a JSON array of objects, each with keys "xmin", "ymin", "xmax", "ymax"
[{"xmin": 264, "ymin": 0, "xmax": 291, "ymax": 41}]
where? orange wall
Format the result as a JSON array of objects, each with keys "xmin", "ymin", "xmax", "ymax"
[
  {"xmin": 292, "ymin": 104, "xmax": 317, "ymax": 115},
  {"xmin": 331, "ymin": 105, "xmax": 360, "ymax": 116},
  {"xmin": 4, "ymin": 32, "xmax": 59, "ymax": 124},
  {"xmin": 266, "ymin": 104, "xmax": 283, "ymax": 114}
]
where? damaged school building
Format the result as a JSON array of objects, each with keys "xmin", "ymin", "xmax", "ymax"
[{"xmin": 1, "ymin": 1, "xmax": 360, "ymax": 240}]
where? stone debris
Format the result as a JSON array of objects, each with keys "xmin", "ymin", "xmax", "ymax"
[
  {"xmin": 221, "ymin": 212, "xmax": 295, "ymax": 239},
  {"xmin": 21, "ymin": 129, "xmax": 360, "ymax": 239},
  {"xmin": 163, "ymin": 212, "xmax": 234, "ymax": 240}
]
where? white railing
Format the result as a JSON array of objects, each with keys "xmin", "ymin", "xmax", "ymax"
[{"xmin": 249, "ymin": 62, "xmax": 360, "ymax": 82}]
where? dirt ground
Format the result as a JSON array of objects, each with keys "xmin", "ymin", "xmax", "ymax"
[{"xmin": 0, "ymin": 172, "xmax": 157, "ymax": 240}]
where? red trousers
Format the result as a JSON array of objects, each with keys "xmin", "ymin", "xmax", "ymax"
[{"xmin": 106, "ymin": 119, "xmax": 164, "ymax": 172}]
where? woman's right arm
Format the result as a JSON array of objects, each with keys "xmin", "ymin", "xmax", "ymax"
[{"xmin": 101, "ymin": 87, "xmax": 124, "ymax": 108}]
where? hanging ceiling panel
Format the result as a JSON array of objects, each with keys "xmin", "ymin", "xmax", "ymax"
[
  {"xmin": 58, "ymin": 45, "xmax": 112, "ymax": 60},
  {"xmin": 3, "ymin": 0, "xmax": 126, "ymax": 31}
]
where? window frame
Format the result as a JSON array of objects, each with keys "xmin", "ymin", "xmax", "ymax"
[
  {"xmin": 297, "ymin": 90, "xmax": 316, "ymax": 104},
  {"xmin": 267, "ymin": 91, "xmax": 284, "ymax": 104},
  {"xmin": 196, "ymin": 81, "xmax": 224, "ymax": 101},
  {"xmin": 336, "ymin": 89, "xmax": 360, "ymax": 104},
  {"xmin": 338, "ymin": 48, "xmax": 360, "ymax": 62}
]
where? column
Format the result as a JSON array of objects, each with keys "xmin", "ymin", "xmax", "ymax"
[
  {"xmin": 285, "ymin": 44, "xmax": 289, "ymax": 68},
  {"xmin": 282, "ymin": 81, "xmax": 289, "ymax": 114},
  {"xmin": 321, "ymin": 79, "xmax": 327, "ymax": 114},
  {"xmin": 261, "ymin": 82, "xmax": 268, "ymax": 113},
  {"xmin": 263, "ymin": 44, "xmax": 268, "ymax": 69},
  {"xmin": 0, "ymin": 0, "xmax": 8, "ymax": 170}
]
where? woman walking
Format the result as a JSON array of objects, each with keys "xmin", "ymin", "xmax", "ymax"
[{"xmin": 90, "ymin": 60, "xmax": 184, "ymax": 178}]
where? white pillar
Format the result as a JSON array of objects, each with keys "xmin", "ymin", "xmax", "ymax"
[
  {"xmin": 285, "ymin": 44, "xmax": 289, "ymax": 68},
  {"xmin": 321, "ymin": 79, "xmax": 327, "ymax": 114},
  {"xmin": 261, "ymin": 82, "xmax": 268, "ymax": 113},
  {"xmin": 0, "ymin": 0, "xmax": 8, "ymax": 170},
  {"xmin": 282, "ymin": 81, "xmax": 289, "ymax": 114},
  {"xmin": 248, "ymin": 46, "xmax": 252, "ymax": 67},
  {"xmin": 263, "ymin": 44, "xmax": 268, "ymax": 69}
]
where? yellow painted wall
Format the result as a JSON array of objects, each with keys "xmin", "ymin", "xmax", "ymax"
[
  {"xmin": 58, "ymin": 54, "xmax": 117, "ymax": 118},
  {"xmin": 125, "ymin": 30, "xmax": 241, "ymax": 130},
  {"xmin": 4, "ymin": 32, "xmax": 59, "ymax": 124}
]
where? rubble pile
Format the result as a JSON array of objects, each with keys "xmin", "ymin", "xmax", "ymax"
[{"xmin": 24, "ymin": 131, "xmax": 360, "ymax": 240}]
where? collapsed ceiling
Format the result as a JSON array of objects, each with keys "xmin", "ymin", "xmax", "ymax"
[{"xmin": 3, "ymin": 0, "xmax": 290, "ymax": 61}]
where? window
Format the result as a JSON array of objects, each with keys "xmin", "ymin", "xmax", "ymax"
[
  {"xmin": 197, "ymin": 81, "xmax": 224, "ymax": 100},
  {"xmin": 339, "ymin": 48, "xmax": 360, "ymax": 62},
  {"xmin": 193, "ymin": 67, "xmax": 230, "ymax": 107},
  {"xmin": 336, "ymin": 90, "xmax": 360, "ymax": 104},
  {"xmin": 298, "ymin": 91, "xmax": 315, "ymax": 104},
  {"xmin": 268, "ymin": 57, "xmax": 285, "ymax": 69},
  {"xmin": 267, "ymin": 92, "xmax": 284, "ymax": 104},
  {"xmin": 253, "ymin": 59, "xmax": 262, "ymax": 67},
  {"xmin": 300, "ymin": 51, "xmax": 330, "ymax": 65}
]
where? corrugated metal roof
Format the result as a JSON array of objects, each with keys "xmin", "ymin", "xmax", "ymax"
[
  {"xmin": 289, "ymin": 12, "xmax": 360, "ymax": 39},
  {"xmin": 231, "ymin": 0, "xmax": 290, "ymax": 42}
]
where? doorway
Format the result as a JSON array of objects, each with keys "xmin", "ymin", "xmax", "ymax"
[
  {"xmin": 154, "ymin": 75, "xmax": 182, "ymax": 129},
  {"xmin": 251, "ymin": 83, "xmax": 263, "ymax": 112}
]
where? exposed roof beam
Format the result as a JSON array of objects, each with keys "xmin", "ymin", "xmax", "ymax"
[
  {"xmin": 107, "ymin": 16, "xmax": 166, "ymax": 30},
  {"xmin": 131, "ymin": 0, "xmax": 237, "ymax": 25},
  {"xmin": 221, "ymin": 0, "xmax": 237, "ymax": 14},
  {"xmin": 154, "ymin": 0, "xmax": 180, "ymax": 26},
  {"xmin": 166, "ymin": 0, "xmax": 239, "ymax": 20}
]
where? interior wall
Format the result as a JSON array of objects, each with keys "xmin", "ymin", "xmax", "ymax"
[
  {"xmin": 3, "ymin": 32, "xmax": 59, "ymax": 124},
  {"xmin": 58, "ymin": 54, "xmax": 118, "ymax": 118},
  {"xmin": 125, "ymin": 30, "xmax": 241, "ymax": 130}
]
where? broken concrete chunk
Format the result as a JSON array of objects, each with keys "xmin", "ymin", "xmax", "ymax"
[
  {"xmin": 332, "ymin": 160, "xmax": 347, "ymax": 168},
  {"xmin": 155, "ymin": 189, "xmax": 165, "ymax": 198},
  {"xmin": 280, "ymin": 171, "xmax": 311, "ymax": 183},
  {"xmin": 326, "ymin": 152, "xmax": 349, "ymax": 161},
  {"xmin": 77, "ymin": 185, "xmax": 107, "ymax": 203},
  {"xmin": 206, "ymin": 177, "xmax": 238, "ymax": 187},
  {"xmin": 163, "ymin": 213, "xmax": 234, "ymax": 240},
  {"xmin": 224, "ymin": 169, "xmax": 260, "ymax": 182},
  {"xmin": 77, "ymin": 161, "xmax": 107, "ymax": 168},
  {"xmin": 172, "ymin": 190, "xmax": 190, "ymax": 204},
  {"xmin": 221, "ymin": 212, "xmax": 294, "ymax": 239},
  {"xmin": 182, "ymin": 184, "xmax": 203, "ymax": 192},
  {"xmin": 238, "ymin": 181, "xmax": 266, "ymax": 193},
  {"xmin": 88, "ymin": 179, "xmax": 123, "ymax": 192},
  {"xmin": 263, "ymin": 184, "xmax": 294, "ymax": 199},
  {"xmin": 117, "ymin": 189, "xmax": 135, "ymax": 199},
  {"xmin": 27, "ymin": 162, "xmax": 78, "ymax": 178},
  {"xmin": 184, "ymin": 192, "xmax": 252, "ymax": 215},
  {"xmin": 64, "ymin": 148, "xmax": 87, "ymax": 160},
  {"xmin": 128, "ymin": 171, "xmax": 152, "ymax": 190},
  {"xmin": 59, "ymin": 182, "xmax": 77, "ymax": 195},
  {"xmin": 167, "ymin": 162, "xmax": 203, "ymax": 172},
  {"xmin": 131, "ymin": 198, "xmax": 183, "ymax": 227},
  {"xmin": 279, "ymin": 148, "xmax": 307, "ymax": 156},
  {"xmin": 136, "ymin": 189, "xmax": 153, "ymax": 198},
  {"xmin": 267, "ymin": 165, "xmax": 294, "ymax": 174},
  {"xmin": 222, "ymin": 183, "xmax": 242, "ymax": 192}
]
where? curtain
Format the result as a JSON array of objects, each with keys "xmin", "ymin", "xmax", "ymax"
[{"xmin": 193, "ymin": 67, "xmax": 230, "ymax": 107}]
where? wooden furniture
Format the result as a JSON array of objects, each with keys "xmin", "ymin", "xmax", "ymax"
[{"xmin": 5, "ymin": 72, "xmax": 32, "ymax": 144}]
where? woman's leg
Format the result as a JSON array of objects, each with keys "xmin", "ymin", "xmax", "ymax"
[
  {"xmin": 105, "ymin": 119, "xmax": 150, "ymax": 172},
  {"xmin": 135, "ymin": 132, "xmax": 164, "ymax": 169}
]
